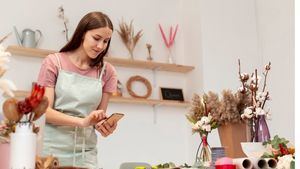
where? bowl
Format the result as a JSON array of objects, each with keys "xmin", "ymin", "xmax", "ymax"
[{"xmin": 240, "ymin": 142, "xmax": 266, "ymax": 158}]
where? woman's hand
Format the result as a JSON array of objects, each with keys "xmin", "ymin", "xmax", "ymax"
[
  {"xmin": 80, "ymin": 110, "xmax": 106, "ymax": 127},
  {"xmin": 95, "ymin": 119, "xmax": 117, "ymax": 137}
]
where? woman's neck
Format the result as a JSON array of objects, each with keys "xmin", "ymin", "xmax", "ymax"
[{"xmin": 68, "ymin": 47, "xmax": 91, "ymax": 70}]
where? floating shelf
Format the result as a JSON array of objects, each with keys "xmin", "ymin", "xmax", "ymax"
[
  {"xmin": 8, "ymin": 90, "xmax": 190, "ymax": 107},
  {"xmin": 7, "ymin": 45, "xmax": 195, "ymax": 73}
]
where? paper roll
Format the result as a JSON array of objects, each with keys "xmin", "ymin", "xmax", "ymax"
[
  {"xmin": 266, "ymin": 158, "xmax": 277, "ymax": 168},
  {"xmin": 10, "ymin": 123, "xmax": 37, "ymax": 169},
  {"xmin": 233, "ymin": 158, "xmax": 253, "ymax": 169},
  {"xmin": 246, "ymin": 157, "xmax": 267, "ymax": 169},
  {"xmin": 256, "ymin": 158, "xmax": 267, "ymax": 169}
]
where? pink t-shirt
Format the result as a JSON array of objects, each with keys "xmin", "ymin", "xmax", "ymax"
[{"xmin": 37, "ymin": 52, "xmax": 117, "ymax": 93}]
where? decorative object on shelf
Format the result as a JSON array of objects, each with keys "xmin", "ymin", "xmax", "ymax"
[
  {"xmin": 158, "ymin": 24, "xmax": 178, "ymax": 64},
  {"xmin": 146, "ymin": 43, "xmax": 153, "ymax": 61},
  {"xmin": 239, "ymin": 60, "xmax": 272, "ymax": 142},
  {"xmin": 58, "ymin": 6, "xmax": 69, "ymax": 42},
  {"xmin": 117, "ymin": 20, "xmax": 143, "ymax": 60},
  {"xmin": 1, "ymin": 83, "xmax": 48, "ymax": 169},
  {"xmin": 13, "ymin": 26, "xmax": 42, "ymax": 48},
  {"xmin": 113, "ymin": 80, "xmax": 123, "ymax": 97},
  {"xmin": 126, "ymin": 75, "xmax": 152, "ymax": 99},
  {"xmin": 160, "ymin": 87, "xmax": 184, "ymax": 101},
  {"xmin": 186, "ymin": 94, "xmax": 218, "ymax": 167}
]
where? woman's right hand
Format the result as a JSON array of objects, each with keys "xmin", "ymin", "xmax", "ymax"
[{"xmin": 80, "ymin": 110, "xmax": 106, "ymax": 127}]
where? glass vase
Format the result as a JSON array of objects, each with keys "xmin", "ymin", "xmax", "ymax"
[
  {"xmin": 194, "ymin": 134, "xmax": 212, "ymax": 168},
  {"xmin": 253, "ymin": 115, "xmax": 271, "ymax": 142}
]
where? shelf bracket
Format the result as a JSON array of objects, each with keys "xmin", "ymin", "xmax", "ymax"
[
  {"xmin": 152, "ymin": 103, "xmax": 162, "ymax": 124},
  {"xmin": 152, "ymin": 105, "xmax": 157, "ymax": 124},
  {"xmin": 152, "ymin": 68, "xmax": 158, "ymax": 88}
]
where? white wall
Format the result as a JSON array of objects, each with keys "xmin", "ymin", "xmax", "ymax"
[
  {"xmin": 254, "ymin": 0, "xmax": 295, "ymax": 142},
  {"xmin": 0, "ymin": 0, "xmax": 294, "ymax": 168}
]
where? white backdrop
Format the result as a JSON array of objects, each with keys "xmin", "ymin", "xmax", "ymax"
[{"xmin": 0, "ymin": 0, "xmax": 294, "ymax": 168}]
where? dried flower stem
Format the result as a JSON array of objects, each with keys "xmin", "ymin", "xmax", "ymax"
[
  {"xmin": 262, "ymin": 62, "xmax": 271, "ymax": 92},
  {"xmin": 0, "ymin": 32, "xmax": 12, "ymax": 44},
  {"xmin": 58, "ymin": 6, "xmax": 69, "ymax": 42},
  {"xmin": 238, "ymin": 59, "xmax": 246, "ymax": 91},
  {"xmin": 117, "ymin": 20, "xmax": 143, "ymax": 59},
  {"xmin": 63, "ymin": 21, "xmax": 69, "ymax": 42},
  {"xmin": 261, "ymin": 91, "xmax": 269, "ymax": 109},
  {"xmin": 254, "ymin": 69, "xmax": 258, "ymax": 102}
]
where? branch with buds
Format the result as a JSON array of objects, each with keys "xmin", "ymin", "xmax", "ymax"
[
  {"xmin": 238, "ymin": 59, "xmax": 272, "ymax": 140},
  {"xmin": 58, "ymin": 6, "xmax": 69, "ymax": 42}
]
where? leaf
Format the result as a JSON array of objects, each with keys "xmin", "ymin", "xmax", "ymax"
[
  {"xmin": 261, "ymin": 152, "xmax": 274, "ymax": 158},
  {"xmin": 185, "ymin": 114, "xmax": 196, "ymax": 124},
  {"xmin": 290, "ymin": 160, "xmax": 295, "ymax": 169}
]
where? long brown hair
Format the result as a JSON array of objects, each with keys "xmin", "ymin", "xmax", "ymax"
[{"xmin": 60, "ymin": 11, "xmax": 113, "ymax": 67}]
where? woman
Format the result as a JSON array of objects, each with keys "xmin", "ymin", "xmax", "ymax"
[{"xmin": 37, "ymin": 11, "xmax": 118, "ymax": 168}]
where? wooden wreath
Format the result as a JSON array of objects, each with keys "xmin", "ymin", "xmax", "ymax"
[{"xmin": 126, "ymin": 75, "xmax": 152, "ymax": 99}]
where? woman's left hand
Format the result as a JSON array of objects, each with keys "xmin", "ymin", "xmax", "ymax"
[{"xmin": 95, "ymin": 119, "xmax": 117, "ymax": 137}]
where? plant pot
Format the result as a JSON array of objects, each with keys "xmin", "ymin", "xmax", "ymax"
[
  {"xmin": 218, "ymin": 123, "xmax": 249, "ymax": 158},
  {"xmin": 0, "ymin": 143, "xmax": 10, "ymax": 169}
]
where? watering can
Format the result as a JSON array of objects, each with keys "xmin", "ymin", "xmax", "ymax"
[{"xmin": 13, "ymin": 26, "xmax": 42, "ymax": 48}]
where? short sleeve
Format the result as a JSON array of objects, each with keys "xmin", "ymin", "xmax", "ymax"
[
  {"xmin": 102, "ymin": 62, "xmax": 117, "ymax": 93},
  {"xmin": 37, "ymin": 54, "xmax": 59, "ymax": 88}
]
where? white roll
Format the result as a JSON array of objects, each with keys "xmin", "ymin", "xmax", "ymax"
[
  {"xmin": 266, "ymin": 158, "xmax": 277, "ymax": 168},
  {"xmin": 248, "ymin": 158, "xmax": 267, "ymax": 169},
  {"xmin": 233, "ymin": 158, "xmax": 253, "ymax": 169},
  {"xmin": 257, "ymin": 158, "xmax": 267, "ymax": 168},
  {"xmin": 10, "ymin": 123, "xmax": 37, "ymax": 169}
]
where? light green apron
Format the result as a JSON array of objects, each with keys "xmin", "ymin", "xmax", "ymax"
[{"xmin": 43, "ymin": 54, "xmax": 106, "ymax": 169}]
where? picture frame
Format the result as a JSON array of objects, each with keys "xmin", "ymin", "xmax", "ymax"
[{"xmin": 160, "ymin": 87, "xmax": 184, "ymax": 101}]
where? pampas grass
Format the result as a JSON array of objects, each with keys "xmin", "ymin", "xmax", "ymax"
[{"xmin": 117, "ymin": 20, "xmax": 143, "ymax": 59}]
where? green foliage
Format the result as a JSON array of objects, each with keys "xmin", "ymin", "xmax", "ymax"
[
  {"xmin": 290, "ymin": 160, "xmax": 295, "ymax": 169},
  {"xmin": 263, "ymin": 135, "xmax": 289, "ymax": 149}
]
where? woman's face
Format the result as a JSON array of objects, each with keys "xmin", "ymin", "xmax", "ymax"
[{"xmin": 82, "ymin": 27, "xmax": 112, "ymax": 59}]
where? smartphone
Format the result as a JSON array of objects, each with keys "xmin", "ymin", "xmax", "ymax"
[{"xmin": 105, "ymin": 113, "xmax": 124, "ymax": 125}]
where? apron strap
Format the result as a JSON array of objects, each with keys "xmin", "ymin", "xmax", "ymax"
[
  {"xmin": 99, "ymin": 62, "xmax": 106, "ymax": 80},
  {"xmin": 73, "ymin": 126, "xmax": 78, "ymax": 166},
  {"xmin": 54, "ymin": 53, "xmax": 62, "ymax": 70}
]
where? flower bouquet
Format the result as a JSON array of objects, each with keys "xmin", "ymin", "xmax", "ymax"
[
  {"xmin": 261, "ymin": 135, "xmax": 295, "ymax": 169},
  {"xmin": 186, "ymin": 94, "xmax": 218, "ymax": 167},
  {"xmin": 1, "ymin": 83, "xmax": 48, "ymax": 169},
  {"xmin": 239, "ymin": 60, "xmax": 272, "ymax": 142}
]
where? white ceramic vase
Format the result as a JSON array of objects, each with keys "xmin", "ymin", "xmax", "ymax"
[{"xmin": 10, "ymin": 122, "xmax": 37, "ymax": 169}]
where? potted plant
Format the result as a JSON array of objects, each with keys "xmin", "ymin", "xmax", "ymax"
[
  {"xmin": 203, "ymin": 89, "xmax": 251, "ymax": 158},
  {"xmin": 195, "ymin": 60, "xmax": 272, "ymax": 158}
]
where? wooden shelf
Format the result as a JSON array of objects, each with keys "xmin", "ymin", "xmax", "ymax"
[
  {"xmin": 7, "ymin": 45, "xmax": 195, "ymax": 73},
  {"xmin": 8, "ymin": 90, "xmax": 190, "ymax": 107}
]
